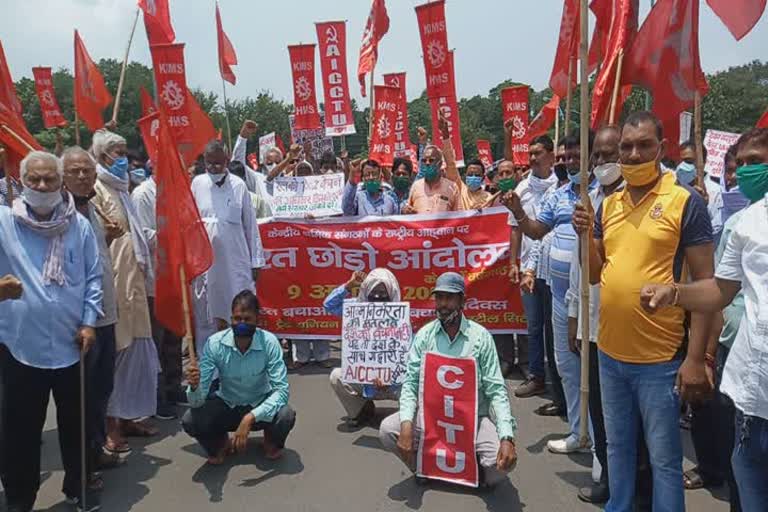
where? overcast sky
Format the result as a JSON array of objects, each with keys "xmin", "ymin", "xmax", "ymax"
[{"xmin": 2, "ymin": 0, "xmax": 766, "ymax": 105}]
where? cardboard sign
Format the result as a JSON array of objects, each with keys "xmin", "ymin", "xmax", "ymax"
[
  {"xmin": 341, "ymin": 301, "xmax": 412, "ymax": 385},
  {"xmin": 271, "ymin": 173, "xmax": 344, "ymax": 218},
  {"xmin": 289, "ymin": 113, "xmax": 335, "ymax": 161},
  {"xmin": 417, "ymin": 353, "xmax": 479, "ymax": 487},
  {"xmin": 703, "ymin": 129, "xmax": 740, "ymax": 178}
]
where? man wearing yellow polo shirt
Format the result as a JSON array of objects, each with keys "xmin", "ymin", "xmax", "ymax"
[{"xmin": 573, "ymin": 111, "xmax": 715, "ymax": 512}]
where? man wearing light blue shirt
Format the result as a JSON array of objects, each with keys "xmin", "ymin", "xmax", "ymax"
[
  {"xmin": 182, "ymin": 290, "xmax": 296, "ymax": 465},
  {"xmin": 0, "ymin": 151, "xmax": 103, "ymax": 511}
]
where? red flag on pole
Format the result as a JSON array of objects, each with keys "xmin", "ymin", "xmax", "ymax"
[
  {"xmin": 154, "ymin": 110, "xmax": 213, "ymax": 337},
  {"xmin": 31, "ymin": 67, "xmax": 68, "ymax": 129},
  {"xmin": 369, "ymin": 85, "xmax": 400, "ymax": 166},
  {"xmin": 74, "ymin": 30, "xmax": 112, "ymax": 132},
  {"xmin": 590, "ymin": 0, "xmax": 639, "ymax": 128},
  {"xmin": 138, "ymin": 0, "xmax": 175, "ymax": 45},
  {"xmin": 186, "ymin": 87, "xmax": 217, "ymax": 162},
  {"xmin": 528, "ymin": 95, "xmax": 560, "ymax": 141},
  {"xmin": 137, "ymin": 111, "xmax": 159, "ymax": 160},
  {"xmin": 429, "ymin": 51, "xmax": 464, "ymax": 166},
  {"xmin": 315, "ymin": 21, "xmax": 356, "ymax": 136},
  {"xmin": 383, "ymin": 72, "xmax": 412, "ymax": 157},
  {"xmin": 288, "ymin": 44, "xmax": 321, "ymax": 131},
  {"xmin": 757, "ymin": 108, "xmax": 768, "ymax": 128},
  {"xmin": 549, "ymin": 0, "xmax": 580, "ymax": 98},
  {"xmin": 501, "ymin": 86, "xmax": 530, "ymax": 166},
  {"xmin": 415, "ymin": 0, "xmax": 452, "ymax": 99},
  {"xmin": 0, "ymin": 40, "xmax": 22, "ymax": 120},
  {"xmin": 588, "ymin": 0, "xmax": 613, "ymax": 70},
  {"xmin": 139, "ymin": 85, "xmax": 156, "ymax": 116},
  {"xmin": 706, "ymin": 0, "xmax": 766, "ymax": 41},
  {"xmin": 622, "ymin": 0, "xmax": 708, "ymax": 118},
  {"xmin": 357, "ymin": 0, "xmax": 390, "ymax": 97},
  {"xmin": 476, "ymin": 140, "xmax": 493, "ymax": 169},
  {"xmin": 215, "ymin": 2, "xmax": 237, "ymax": 85}
]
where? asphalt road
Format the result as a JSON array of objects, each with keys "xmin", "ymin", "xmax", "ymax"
[{"xmin": 5, "ymin": 343, "xmax": 730, "ymax": 512}]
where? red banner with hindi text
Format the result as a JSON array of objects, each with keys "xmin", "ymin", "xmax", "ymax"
[
  {"xmin": 415, "ymin": 0, "xmax": 452, "ymax": 99},
  {"xmin": 288, "ymin": 44, "xmax": 321, "ymax": 131},
  {"xmin": 501, "ymin": 86, "xmax": 529, "ymax": 166},
  {"xmin": 417, "ymin": 353, "xmax": 479, "ymax": 487},
  {"xmin": 369, "ymin": 85, "xmax": 400, "ymax": 166},
  {"xmin": 32, "ymin": 67, "xmax": 67, "ymax": 128},
  {"xmin": 383, "ymin": 72, "xmax": 411, "ymax": 157},
  {"xmin": 256, "ymin": 208, "xmax": 525, "ymax": 339},
  {"xmin": 316, "ymin": 21, "xmax": 356, "ymax": 137}
]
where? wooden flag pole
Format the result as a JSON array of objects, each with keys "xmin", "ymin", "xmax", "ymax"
[
  {"xmin": 221, "ymin": 77, "xmax": 233, "ymax": 151},
  {"xmin": 694, "ymin": 90, "xmax": 705, "ymax": 189},
  {"xmin": 180, "ymin": 266, "xmax": 197, "ymax": 366},
  {"xmin": 111, "ymin": 8, "xmax": 141, "ymax": 124},
  {"xmin": 554, "ymin": 104, "xmax": 561, "ymax": 149},
  {"xmin": 564, "ymin": 57, "xmax": 574, "ymax": 136},
  {"xmin": 367, "ymin": 65, "xmax": 376, "ymax": 146},
  {"xmin": 578, "ymin": 0, "xmax": 592, "ymax": 449},
  {"xmin": 608, "ymin": 48, "xmax": 625, "ymax": 125}
]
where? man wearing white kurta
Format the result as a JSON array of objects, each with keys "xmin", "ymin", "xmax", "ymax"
[{"xmin": 192, "ymin": 140, "xmax": 265, "ymax": 355}]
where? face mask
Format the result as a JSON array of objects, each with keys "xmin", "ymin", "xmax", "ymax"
[
  {"xmin": 129, "ymin": 168, "xmax": 147, "ymax": 186},
  {"xmin": 497, "ymin": 177, "xmax": 517, "ymax": 192},
  {"xmin": 266, "ymin": 163, "xmax": 277, "ymax": 172},
  {"xmin": 675, "ymin": 162, "xmax": 697, "ymax": 186},
  {"xmin": 437, "ymin": 308, "xmax": 460, "ymax": 325},
  {"xmin": 420, "ymin": 162, "xmax": 439, "ymax": 180},
  {"xmin": 22, "ymin": 186, "xmax": 63, "ymax": 215},
  {"xmin": 107, "ymin": 156, "xmax": 129, "ymax": 179},
  {"xmin": 364, "ymin": 180, "xmax": 381, "ymax": 194},
  {"xmin": 465, "ymin": 175, "xmax": 484, "ymax": 191},
  {"xmin": 621, "ymin": 155, "xmax": 660, "ymax": 187},
  {"xmin": 554, "ymin": 163, "xmax": 568, "ymax": 182},
  {"xmin": 721, "ymin": 186, "xmax": 751, "ymax": 223},
  {"xmin": 232, "ymin": 322, "xmax": 257, "ymax": 338},
  {"xmin": 594, "ymin": 162, "xmax": 622, "ymax": 186},
  {"xmin": 736, "ymin": 163, "xmax": 768, "ymax": 203},
  {"xmin": 393, "ymin": 175, "xmax": 411, "ymax": 192},
  {"xmin": 566, "ymin": 167, "xmax": 581, "ymax": 185}
]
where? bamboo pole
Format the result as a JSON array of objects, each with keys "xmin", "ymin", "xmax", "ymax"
[
  {"xmin": 578, "ymin": 0, "xmax": 591, "ymax": 449},
  {"xmin": 111, "ymin": 8, "xmax": 140, "ymax": 124},
  {"xmin": 554, "ymin": 103, "xmax": 560, "ymax": 149},
  {"xmin": 221, "ymin": 77, "xmax": 233, "ymax": 151},
  {"xmin": 367, "ymin": 65, "xmax": 376, "ymax": 146},
  {"xmin": 694, "ymin": 90, "xmax": 705, "ymax": 188},
  {"xmin": 608, "ymin": 49, "xmax": 625, "ymax": 125},
  {"xmin": 180, "ymin": 266, "xmax": 197, "ymax": 365},
  {"xmin": 564, "ymin": 58, "xmax": 574, "ymax": 135},
  {"xmin": 74, "ymin": 108, "xmax": 81, "ymax": 146},
  {"xmin": 79, "ymin": 348, "xmax": 87, "ymax": 512},
  {"xmin": 0, "ymin": 124, "xmax": 36, "ymax": 152}
]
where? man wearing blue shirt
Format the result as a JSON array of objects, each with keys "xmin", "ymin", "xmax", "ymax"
[
  {"xmin": 0, "ymin": 151, "xmax": 104, "ymax": 512},
  {"xmin": 182, "ymin": 290, "xmax": 296, "ymax": 464}
]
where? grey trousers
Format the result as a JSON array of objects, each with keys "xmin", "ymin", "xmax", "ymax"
[
  {"xmin": 378, "ymin": 412, "xmax": 511, "ymax": 487},
  {"xmin": 329, "ymin": 368, "xmax": 400, "ymax": 418}
]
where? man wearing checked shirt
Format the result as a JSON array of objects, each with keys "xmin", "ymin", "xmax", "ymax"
[{"xmin": 379, "ymin": 272, "xmax": 517, "ymax": 487}]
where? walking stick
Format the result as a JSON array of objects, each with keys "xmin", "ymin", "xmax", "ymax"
[{"xmin": 80, "ymin": 346, "xmax": 87, "ymax": 511}]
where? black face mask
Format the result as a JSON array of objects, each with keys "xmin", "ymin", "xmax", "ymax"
[
  {"xmin": 72, "ymin": 190, "xmax": 96, "ymax": 207},
  {"xmin": 554, "ymin": 163, "xmax": 568, "ymax": 182}
]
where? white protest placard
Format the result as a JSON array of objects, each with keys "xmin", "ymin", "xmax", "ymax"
[
  {"xmin": 679, "ymin": 112, "xmax": 693, "ymax": 145},
  {"xmin": 271, "ymin": 173, "xmax": 344, "ymax": 218},
  {"xmin": 341, "ymin": 301, "xmax": 412, "ymax": 386},
  {"xmin": 289, "ymin": 113, "xmax": 335, "ymax": 161},
  {"xmin": 259, "ymin": 132, "xmax": 276, "ymax": 164},
  {"xmin": 704, "ymin": 130, "xmax": 740, "ymax": 178}
]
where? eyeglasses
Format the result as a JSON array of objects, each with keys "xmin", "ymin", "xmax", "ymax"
[{"xmin": 63, "ymin": 167, "xmax": 94, "ymax": 178}]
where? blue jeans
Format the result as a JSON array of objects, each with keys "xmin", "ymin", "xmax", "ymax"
[
  {"xmin": 732, "ymin": 411, "xmax": 768, "ymax": 512},
  {"xmin": 521, "ymin": 280, "xmax": 548, "ymax": 379},
  {"xmin": 551, "ymin": 282, "xmax": 585, "ymax": 440},
  {"xmin": 599, "ymin": 350, "xmax": 684, "ymax": 512}
]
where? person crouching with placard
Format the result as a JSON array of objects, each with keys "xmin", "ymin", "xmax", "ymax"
[
  {"xmin": 325, "ymin": 269, "xmax": 404, "ymax": 427},
  {"xmin": 379, "ymin": 272, "xmax": 518, "ymax": 488},
  {"xmin": 182, "ymin": 291, "xmax": 296, "ymax": 464}
]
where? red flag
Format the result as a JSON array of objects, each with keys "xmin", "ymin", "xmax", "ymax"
[
  {"xmin": 288, "ymin": 44, "xmax": 321, "ymax": 131},
  {"xmin": 591, "ymin": 0, "xmax": 639, "ymax": 128},
  {"xmin": 275, "ymin": 134, "xmax": 286, "ymax": 154},
  {"xmin": 139, "ymin": 85, "xmax": 156, "ymax": 116},
  {"xmin": 383, "ymin": 72, "xmax": 411, "ymax": 157},
  {"xmin": 154, "ymin": 110, "xmax": 213, "ymax": 337},
  {"xmin": 316, "ymin": 21, "xmax": 356, "ymax": 136},
  {"xmin": 139, "ymin": 0, "xmax": 175, "ymax": 45},
  {"xmin": 74, "ymin": 31, "xmax": 112, "ymax": 132},
  {"xmin": 186, "ymin": 87, "xmax": 217, "ymax": 164},
  {"xmin": 0, "ymin": 40, "xmax": 22, "ymax": 120},
  {"xmin": 357, "ymin": 0, "xmax": 390, "ymax": 97},
  {"xmin": 757, "ymin": 108, "xmax": 768, "ymax": 128},
  {"xmin": 137, "ymin": 111, "xmax": 159, "ymax": 160},
  {"xmin": 588, "ymin": 0, "xmax": 612, "ymax": 70},
  {"xmin": 429, "ymin": 52, "xmax": 464, "ymax": 166},
  {"xmin": 549, "ymin": 0, "xmax": 580, "ymax": 98},
  {"xmin": 706, "ymin": 0, "xmax": 766, "ymax": 41},
  {"xmin": 476, "ymin": 140, "xmax": 493, "ymax": 169},
  {"xmin": 215, "ymin": 2, "xmax": 237, "ymax": 85},
  {"xmin": 528, "ymin": 95, "xmax": 560, "ymax": 141},
  {"xmin": 501, "ymin": 86, "xmax": 529, "ymax": 166},
  {"xmin": 415, "ymin": 1, "xmax": 452, "ymax": 99},
  {"xmin": 369, "ymin": 85, "xmax": 400, "ymax": 166},
  {"xmin": 622, "ymin": 0, "xmax": 708, "ymax": 122},
  {"xmin": 31, "ymin": 67, "xmax": 68, "ymax": 129}
]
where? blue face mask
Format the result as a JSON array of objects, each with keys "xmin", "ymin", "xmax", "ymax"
[
  {"xmin": 108, "ymin": 156, "xmax": 129, "ymax": 179},
  {"xmin": 419, "ymin": 162, "xmax": 439, "ymax": 180},
  {"xmin": 721, "ymin": 186, "xmax": 751, "ymax": 224},
  {"xmin": 465, "ymin": 175, "xmax": 483, "ymax": 191},
  {"xmin": 129, "ymin": 168, "xmax": 147, "ymax": 185},
  {"xmin": 567, "ymin": 168, "xmax": 581, "ymax": 185},
  {"xmin": 232, "ymin": 322, "xmax": 257, "ymax": 338},
  {"xmin": 675, "ymin": 161, "xmax": 697, "ymax": 185}
]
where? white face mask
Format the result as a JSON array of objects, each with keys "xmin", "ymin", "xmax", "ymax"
[
  {"xmin": 266, "ymin": 163, "xmax": 277, "ymax": 172},
  {"xmin": 22, "ymin": 186, "xmax": 63, "ymax": 215},
  {"xmin": 593, "ymin": 162, "xmax": 622, "ymax": 186}
]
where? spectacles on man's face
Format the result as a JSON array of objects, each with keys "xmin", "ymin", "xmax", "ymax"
[{"xmin": 63, "ymin": 166, "xmax": 95, "ymax": 179}]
